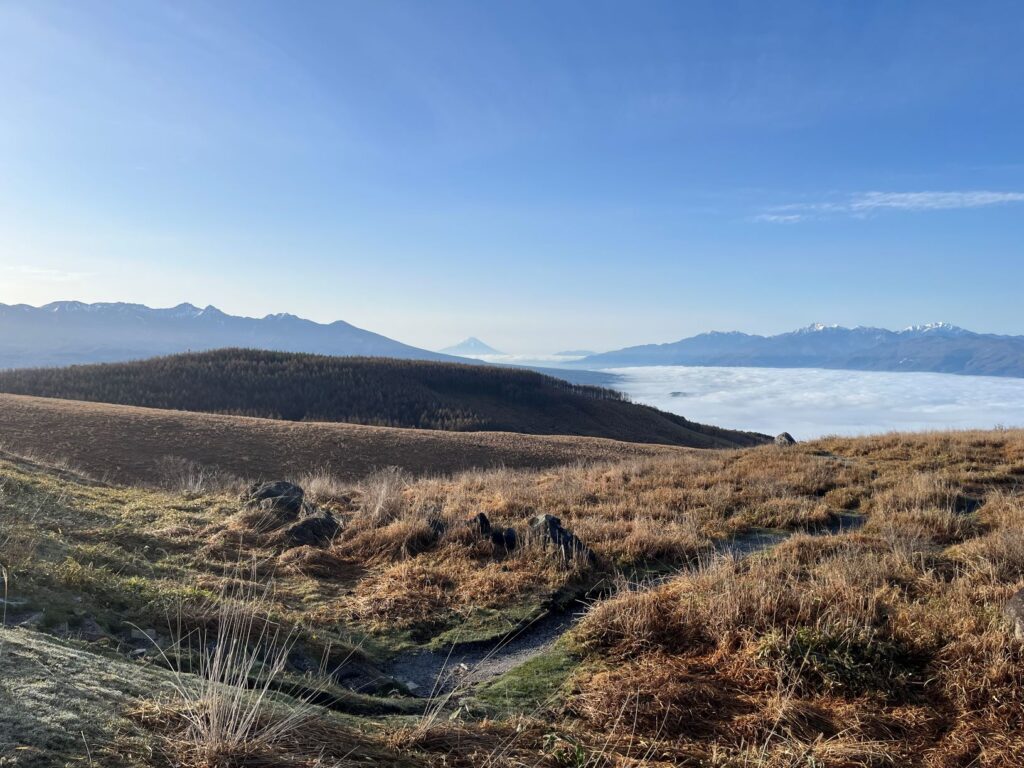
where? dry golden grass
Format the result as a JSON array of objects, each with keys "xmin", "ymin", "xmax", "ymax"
[
  {"xmin": 562, "ymin": 430, "xmax": 1024, "ymax": 767},
  {"xmin": 0, "ymin": 392, "xmax": 686, "ymax": 486},
  {"xmin": 6, "ymin": 426, "xmax": 1024, "ymax": 767}
]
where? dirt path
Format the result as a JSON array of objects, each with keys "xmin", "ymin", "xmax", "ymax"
[{"xmin": 385, "ymin": 525, "xmax": 845, "ymax": 696}]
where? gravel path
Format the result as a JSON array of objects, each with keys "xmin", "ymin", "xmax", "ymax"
[{"xmin": 385, "ymin": 525, "xmax": 828, "ymax": 696}]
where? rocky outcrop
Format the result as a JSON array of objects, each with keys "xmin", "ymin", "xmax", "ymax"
[
  {"xmin": 530, "ymin": 514, "xmax": 593, "ymax": 563},
  {"xmin": 775, "ymin": 432, "xmax": 797, "ymax": 446},
  {"xmin": 238, "ymin": 481, "xmax": 344, "ymax": 549}
]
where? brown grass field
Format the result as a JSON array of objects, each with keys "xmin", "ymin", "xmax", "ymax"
[
  {"xmin": 0, "ymin": 392, "xmax": 686, "ymax": 485},
  {"xmin": 3, "ymin": 425, "xmax": 1024, "ymax": 766}
]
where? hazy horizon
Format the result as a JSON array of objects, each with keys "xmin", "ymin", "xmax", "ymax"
[{"xmin": 3, "ymin": 297, "xmax": 1021, "ymax": 358}]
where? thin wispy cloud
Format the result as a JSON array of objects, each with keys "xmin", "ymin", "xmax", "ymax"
[
  {"xmin": 851, "ymin": 191, "xmax": 1024, "ymax": 211},
  {"xmin": 2, "ymin": 265, "xmax": 94, "ymax": 283},
  {"xmin": 756, "ymin": 190, "xmax": 1024, "ymax": 222},
  {"xmin": 751, "ymin": 213, "xmax": 804, "ymax": 224}
]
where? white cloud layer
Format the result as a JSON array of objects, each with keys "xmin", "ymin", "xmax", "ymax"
[
  {"xmin": 611, "ymin": 365, "xmax": 1024, "ymax": 439},
  {"xmin": 757, "ymin": 190, "xmax": 1024, "ymax": 222}
]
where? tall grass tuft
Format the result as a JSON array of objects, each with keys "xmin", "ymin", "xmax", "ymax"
[{"xmin": 153, "ymin": 568, "xmax": 312, "ymax": 766}]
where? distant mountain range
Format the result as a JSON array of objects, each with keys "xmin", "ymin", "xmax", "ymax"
[
  {"xmin": 0, "ymin": 301, "xmax": 472, "ymax": 370},
  {"xmin": 0, "ymin": 301, "xmax": 615, "ymax": 387},
  {"xmin": 579, "ymin": 323, "xmax": 1024, "ymax": 378},
  {"xmin": 440, "ymin": 337, "xmax": 502, "ymax": 356}
]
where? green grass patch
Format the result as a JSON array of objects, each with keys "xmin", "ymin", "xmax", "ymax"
[
  {"xmin": 757, "ymin": 625, "xmax": 925, "ymax": 700},
  {"xmin": 476, "ymin": 644, "xmax": 579, "ymax": 714}
]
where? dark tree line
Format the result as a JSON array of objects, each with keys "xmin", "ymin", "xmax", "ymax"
[{"xmin": 0, "ymin": 349, "xmax": 630, "ymax": 431}]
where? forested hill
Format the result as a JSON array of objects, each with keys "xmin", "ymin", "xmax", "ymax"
[{"xmin": 0, "ymin": 349, "xmax": 768, "ymax": 448}]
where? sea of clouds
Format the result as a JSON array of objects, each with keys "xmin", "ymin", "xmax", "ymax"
[{"xmin": 609, "ymin": 366, "xmax": 1024, "ymax": 439}]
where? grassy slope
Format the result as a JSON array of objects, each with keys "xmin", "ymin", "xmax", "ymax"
[
  {"xmin": 0, "ymin": 349, "xmax": 769, "ymax": 449},
  {"xmin": 0, "ymin": 392, "xmax": 685, "ymax": 486},
  {"xmin": 3, "ymin": 430, "xmax": 1024, "ymax": 766},
  {"xmin": 0, "ymin": 627, "xmax": 181, "ymax": 766}
]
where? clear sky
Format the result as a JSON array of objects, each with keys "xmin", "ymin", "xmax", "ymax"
[{"xmin": 1, "ymin": 1, "xmax": 1022, "ymax": 353}]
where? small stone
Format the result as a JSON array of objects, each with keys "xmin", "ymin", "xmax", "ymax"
[{"xmin": 79, "ymin": 617, "xmax": 107, "ymax": 642}]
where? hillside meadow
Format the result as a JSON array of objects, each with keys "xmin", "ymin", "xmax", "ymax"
[{"xmin": 1, "ymin": 429, "xmax": 1022, "ymax": 766}]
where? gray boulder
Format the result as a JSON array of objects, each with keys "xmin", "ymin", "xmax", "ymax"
[
  {"xmin": 775, "ymin": 432, "xmax": 797, "ymax": 446},
  {"xmin": 1006, "ymin": 589, "xmax": 1024, "ymax": 640},
  {"xmin": 530, "ymin": 514, "xmax": 592, "ymax": 563}
]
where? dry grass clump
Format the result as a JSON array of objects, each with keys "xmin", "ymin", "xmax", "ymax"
[
  {"xmin": 293, "ymin": 466, "xmax": 356, "ymax": 506},
  {"xmin": 143, "ymin": 575, "xmax": 307, "ymax": 766},
  {"xmin": 341, "ymin": 538, "xmax": 584, "ymax": 632},
  {"xmin": 130, "ymin": 569, "xmax": 412, "ymax": 768},
  {"xmin": 277, "ymin": 545, "xmax": 361, "ymax": 580},
  {"xmin": 154, "ymin": 456, "xmax": 245, "ymax": 498},
  {"xmin": 573, "ymin": 653, "xmax": 754, "ymax": 739},
  {"xmin": 133, "ymin": 699, "xmax": 409, "ymax": 768}
]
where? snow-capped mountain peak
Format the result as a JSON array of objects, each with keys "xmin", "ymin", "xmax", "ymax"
[
  {"xmin": 901, "ymin": 322, "xmax": 967, "ymax": 335},
  {"xmin": 796, "ymin": 323, "xmax": 842, "ymax": 334}
]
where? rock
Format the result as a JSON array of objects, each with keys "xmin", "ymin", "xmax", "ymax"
[
  {"xmin": 468, "ymin": 512, "xmax": 491, "ymax": 536},
  {"xmin": 775, "ymin": 432, "xmax": 797, "ymax": 446},
  {"xmin": 283, "ymin": 512, "xmax": 342, "ymax": 548},
  {"xmin": 490, "ymin": 527, "xmax": 517, "ymax": 552},
  {"xmin": 78, "ymin": 617, "xmax": 107, "ymax": 642},
  {"xmin": 530, "ymin": 514, "xmax": 592, "ymax": 563},
  {"xmin": 14, "ymin": 612, "xmax": 44, "ymax": 629},
  {"xmin": 427, "ymin": 516, "xmax": 448, "ymax": 539},
  {"xmin": 1006, "ymin": 589, "xmax": 1024, "ymax": 640},
  {"xmin": 129, "ymin": 648, "xmax": 148, "ymax": 660},
  {"xmin": 242, "ymin": 481, "xmax": 305, "ymax": 517},
  {"xmin": 130, "ymin": 627, "xmax": 158, "ymax": 642}
]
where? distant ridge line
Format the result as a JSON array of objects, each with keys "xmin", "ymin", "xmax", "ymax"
[{"xmin": 578, "ymin": 323, "xmax": 1024, "ymax": 378}]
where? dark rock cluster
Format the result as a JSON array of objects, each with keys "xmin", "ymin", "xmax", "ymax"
[{"xmin": 239, "ymin": 480, "xmax": 342, "ymax": 548}]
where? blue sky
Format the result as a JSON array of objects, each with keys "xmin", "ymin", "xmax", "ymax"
[{"xmin": 1, "ymin": 1, "xmax": 1022, "ymax": 352}]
